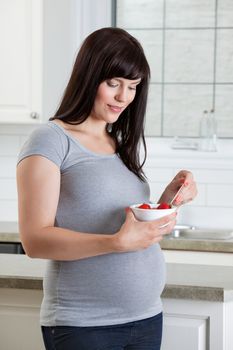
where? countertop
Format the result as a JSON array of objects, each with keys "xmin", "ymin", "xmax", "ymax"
[
  {"xmin": 0, "ymin": 254, "xmax": 233, "ymax": 302},
  {"xmin": 0, "ymin": 221, "xmax": 233, "ymax": 253},
  {"xmin": 0, "ymin": 222, "xmax": 20, "ymax": 243},
  {"xmin": 1, "ymin": 221, "xmax": 233, "ymax": 253},
  {"xmin": 160, "ymin": 235, "xmax": 233, "ymax": 253}
]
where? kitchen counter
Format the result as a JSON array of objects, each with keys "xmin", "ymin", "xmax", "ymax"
[
  {"xmin": 1, "ymin": 221, "xmax": 233, "ymax": 253},
  {"xmin": 0, "ymin": 254, "xmax": 43, "ymax": 290},
  {"xmin": 160, "ymin": 236, "xmax": 233, "ymax": 253},
  {"xmin": 0, "ymin": 254, "xmax": 233, "ymax": 302},
  {"xmin": 0, "ymin": 222, "xmax": 19, "ymax": 243}
]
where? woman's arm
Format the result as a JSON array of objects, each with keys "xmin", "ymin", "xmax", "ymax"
[
  {"xmin": 17, "ymin": 156, "xmax": 117, "ymax": 260},
  {"xmin": 17, "ymin": 156, "xmax": 176, "ymax": 261}
]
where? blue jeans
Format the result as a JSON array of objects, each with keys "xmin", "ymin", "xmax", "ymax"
[{"xmin": 41, "ymin": 312, "xmax": 163, "ymax": 350}]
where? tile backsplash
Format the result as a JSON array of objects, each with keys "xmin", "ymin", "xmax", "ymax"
[
  {"xmin": 144, "ymin": 137, "xmax": 233, "ymax": 229},
  {"xmin": 116, "ymin": 0, "xmax": 233, "ymax": 138},
  {"xmin": 1, "ymin": 125, "xmax": 233, "ymax": 230}
]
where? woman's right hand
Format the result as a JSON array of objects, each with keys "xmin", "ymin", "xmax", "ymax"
[{"xmin": 114, "ymin": 208, "xmax": 177, "ymax": 252}]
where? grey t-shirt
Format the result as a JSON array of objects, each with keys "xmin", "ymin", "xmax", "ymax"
[{"xmin": 18, "ymin": 121, "xmax": 166, "ymax": 327}]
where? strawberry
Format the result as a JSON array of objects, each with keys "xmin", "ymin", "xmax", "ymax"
[
  {"xmin": 138, "ymin": 203, "xmax": 151, "ymax": 209},
  {"xmin": 156, "ymin": 202, "xmax": 171, "ymax": 209}
]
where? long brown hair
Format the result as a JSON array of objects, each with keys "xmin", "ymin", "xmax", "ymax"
[{"xmin": 50, "ymin": 27, "xmax": 150, "ymax": 181}]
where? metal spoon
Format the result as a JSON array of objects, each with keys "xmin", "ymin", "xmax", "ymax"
[{"xmin": 169, "ymin": 184, "xmax": 185, "ymax": 208}]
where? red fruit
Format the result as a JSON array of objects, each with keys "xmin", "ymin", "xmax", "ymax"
[
  {"xmin": 157, "ymin": 202, "xmax": 171, "ymax": 210},
  {"xmin": 138, "ymin": 203, "xmax": 151, "ymax": 209}
]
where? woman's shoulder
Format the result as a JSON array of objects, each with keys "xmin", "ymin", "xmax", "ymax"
[
  {"xmin": 31, "ymin": 121, "xmax": 66, "ymax": 139},
  {"xmin": 17, "ymin": 122, "xmax": 69, "ymax": 168}
]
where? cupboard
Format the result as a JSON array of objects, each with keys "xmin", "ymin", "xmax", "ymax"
[{"xmin": 0, "ymin": 0, "xmax": 77, "ymax": 124}]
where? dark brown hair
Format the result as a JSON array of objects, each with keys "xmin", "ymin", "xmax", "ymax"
[{"xmin": 50, "ymin": 27, "xmax": 150, "ymax": 180}]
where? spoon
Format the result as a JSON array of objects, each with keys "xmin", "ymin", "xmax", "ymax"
[{"xmin": 169, "ymin": 184, "xmax": 185, "ymax": 208}]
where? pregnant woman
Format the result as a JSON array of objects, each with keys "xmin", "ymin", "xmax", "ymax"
[{"xmin": 17, "ymin": 27, "xmax": 197, "ymax": 350}]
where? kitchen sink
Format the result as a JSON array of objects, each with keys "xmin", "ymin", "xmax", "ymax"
[{"xmin": 170, "ymin": 225, "xmax": 233, "ymax": 240}]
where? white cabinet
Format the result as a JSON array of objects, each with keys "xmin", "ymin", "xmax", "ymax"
[
  {"xmin": 1, "ymin": 289, "xmax": 233, "ymax": 349},
  {"xmin": 162, "ymin": 298, "xmax": 233, "ymax": 350},
  {"xmin": 162, "ymin": 313, "xmax": 207, "ymax": 350},
  {"xmin": 0, "ymin": 288, "xmax": 44, "ymax": 350},
  {"xmin": 0, "ymin": 0, "xmax": 77, "ymax": 124}
]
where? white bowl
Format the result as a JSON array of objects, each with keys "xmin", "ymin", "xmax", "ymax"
[{"xmin": 130, "ymin": 203, "xmax": 176, "ymax": 222}]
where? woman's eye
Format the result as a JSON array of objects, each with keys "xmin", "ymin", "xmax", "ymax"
[
  {"xmin": 107, "ymin": 81, "xmax": 118, "ymax": 88},
  {"xmin": 129, "ymin": 87, "xmax": 137, "ymax": 91}
]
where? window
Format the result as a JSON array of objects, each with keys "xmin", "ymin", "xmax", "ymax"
[{"xmin": 116, "ymin": 0, "xmax": 233, "ymax": 138}]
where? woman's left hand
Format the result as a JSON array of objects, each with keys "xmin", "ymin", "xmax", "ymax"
[{"xmin": 158, "ymin": 170, "xmax": 198, "ymax": 207}]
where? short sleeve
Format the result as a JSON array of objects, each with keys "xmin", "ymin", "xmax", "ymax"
[{"xmin": 17, "ymin": 124, "xmax": 67, "ymax": 169}]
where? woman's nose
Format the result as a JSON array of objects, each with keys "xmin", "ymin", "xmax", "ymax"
[{"xmin": 115, "ymin": 88, "xmax": 127, "ymax": 102}]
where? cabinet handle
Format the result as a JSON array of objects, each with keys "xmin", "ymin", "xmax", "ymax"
[{"xmin": 30, "ymin": 112, "xmax": 39, "ymax": 119}]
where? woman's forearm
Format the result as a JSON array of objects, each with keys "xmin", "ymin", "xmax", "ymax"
[{"xmin": 20, "ymin": 226, "xmax": 118, "ymax": 261}]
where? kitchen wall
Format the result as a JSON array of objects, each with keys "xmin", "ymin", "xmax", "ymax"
[{"xmin": 145, "ymin": 137, "xmax": 233, "ymax": 229}]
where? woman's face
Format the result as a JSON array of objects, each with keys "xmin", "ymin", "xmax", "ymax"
[{"xmin": 90, "ymin": 77, "xmax": 141, "ymax": 124}]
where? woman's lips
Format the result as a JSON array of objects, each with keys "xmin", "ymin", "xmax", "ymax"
[{"xmin": 107, "ymin": 105, "xmax": 124, "ymax": 113}]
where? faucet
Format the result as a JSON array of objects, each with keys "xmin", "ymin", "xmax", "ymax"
[{"xmin": 172, "ymin": 225, "xmax": 196, "ymax": 238}]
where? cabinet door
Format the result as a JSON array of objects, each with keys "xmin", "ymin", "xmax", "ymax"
[
  {"xmin": 0, "ymin": 0, "xmax": 42, "ymax": 123},
  {"xmin": 161, "ymin": 313, "xmax": 208, "ymax": 350},
  {"xmin": 0, "ymin": 288, "xmax": 44, "ymax": 350}
]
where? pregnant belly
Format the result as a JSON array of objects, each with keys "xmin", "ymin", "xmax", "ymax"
[{"xmin": 55, "ymin": 245, "xmax": 166, "ymax": 315}]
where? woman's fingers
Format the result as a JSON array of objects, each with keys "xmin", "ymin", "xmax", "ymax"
[
  {"xmin": 150, "ymin": 215, "xmax": 176, "ymax": 244},
  {"xmin": 177, "ymin": 169, "xmax": 193, "ymax": 181},
  {"xmin": 150, "ymin": 212, "xmax": 177, "ymax": 232},
  {"xmin": 174, "ymin": 179, "xmax": 197, "ymax": 205},
  {"xmin": 171, "ymin": 170, "xmax": 197, "ymax": 206}
]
